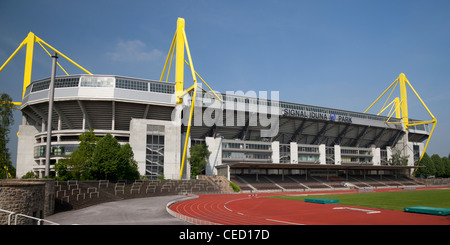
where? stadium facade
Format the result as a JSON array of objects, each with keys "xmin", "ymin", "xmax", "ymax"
[{"xmin": 15, "ymin": 74, "xmax": 431, "ymax": 180}]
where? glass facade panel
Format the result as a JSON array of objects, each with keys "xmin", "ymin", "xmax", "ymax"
[
  {"xmin": 149, "ymin": 82, "xmax": 175, "ymax": 94},
  {"xmin": 341, "ymin": 147, "xmax": 373, "ymax": 164},
  {"xmin": 146, "ymin": 125, "xmax": 165, "ymax": 180},
  {"xmin": 279, "ymin": 144, "xmax": 290, "ymax": 163},
  {"xmin": 31, "ymin": 80, "xmax": 50, "ymax": 92},
  {"xmin": 298, "ymin": 145, "xmax": 319, "ymax": 153},
  {"xmin": 116, "ymin": 79, "xmax": 148, "ymax": 91},
  {"xmin": 80, "ymin": 76, "xmax": 114, "ymax": 87},
  {"xmin": 222, "ymin": 141, "xmax": 272, "ymax": 162},
  {"xmin": 222, "ymin": 142, "xmax": 244, "ymax": 149},
  {"xmin": 298, "ymin": 155, "xmax": 320, "ymax": 162},
  {"xmin": 55, "ymin": 77, "xmax": 79, "ymax": 88},
  {"xmin": 33, "ymin": 144, "xmax": 79, "ymax": 158}
]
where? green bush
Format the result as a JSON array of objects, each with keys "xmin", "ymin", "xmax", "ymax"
[{"xmin": 230, "ymin": 181, "xmax": 240, "ymax": 192}]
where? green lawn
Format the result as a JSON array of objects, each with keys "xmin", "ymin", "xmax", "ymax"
[{"xmin": 269, "ymin": 189, "xmax": 450, "ymax": 211}]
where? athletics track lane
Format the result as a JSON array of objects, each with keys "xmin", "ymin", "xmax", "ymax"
[
  {"xmin": 170, "ymin": 194, "xmax": 282, "ymax": 225},
  {"xmin": 168, "ymin": 188, "xmax": 450, "ymax": 225}
]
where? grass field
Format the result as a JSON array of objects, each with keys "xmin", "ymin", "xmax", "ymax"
[{"xmin": 270, "ymin": 189, "xmax": 450, "ymax": 211}]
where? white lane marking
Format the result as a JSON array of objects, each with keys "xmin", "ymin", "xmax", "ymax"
[
  {"xmin": 265, "ymin": 218, "xmax": 305, "ymax": 225},
  {"xmin": 333, "ymin": 207, "xmax": 381, "ymax": 214}
]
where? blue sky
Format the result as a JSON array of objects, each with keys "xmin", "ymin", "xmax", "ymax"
[{"xmin": 1, "ymin": 0, "xmax": 449, "ymax": 165}]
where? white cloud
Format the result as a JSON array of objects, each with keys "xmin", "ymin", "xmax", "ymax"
[{"xmin": 107, "ymin": 40, "xmax": 164, "ymax": 62}]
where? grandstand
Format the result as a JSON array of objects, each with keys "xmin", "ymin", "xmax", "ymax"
[{"xmin": 230, "ymin": 173, "xmax": 422, "ymax": 193}]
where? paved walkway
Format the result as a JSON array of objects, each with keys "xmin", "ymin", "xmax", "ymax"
[{"xmin": 46, "ymin": 195, "xmax": 189, "ymax": 225}]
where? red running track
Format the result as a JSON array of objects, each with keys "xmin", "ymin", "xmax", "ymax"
[{"xmin": 168, "ymin": 187, "xmax": 450, "ymax": 225}]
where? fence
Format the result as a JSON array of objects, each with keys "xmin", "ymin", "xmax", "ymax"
[{"xmin": 0, "ymin": 208, "xmax": 59, "ymax": 225}]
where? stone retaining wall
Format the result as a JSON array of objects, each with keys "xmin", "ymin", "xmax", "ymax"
[{"xmin": 0, "ymin": 179, "xmax": 55, "ymax": 225}]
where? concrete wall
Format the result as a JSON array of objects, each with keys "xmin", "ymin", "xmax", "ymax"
[
  {"xmin": 205, "ymin": 137, "xmax": 222, "ymax": 175},
  {"xmin": 0, "ymin": 179, "xmax": 55, "ymax": 225},
  {"xmin": 129, "ymin": 118, "xmax": 181, "ymax": 180},
  {"xmin": 16, "ymin": 125, "xmax": 39, "ymax": 178}
]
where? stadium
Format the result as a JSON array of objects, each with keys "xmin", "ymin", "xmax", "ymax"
[
  {"xmin": 17, "ymin": 73, "xmax": 430, "ymax": 182},
  {"xmin": 2, "ymin": 18, "xmax": 448, "ymax": 227},
  {"xmin": 12, "ymin": 21, "xmax": 432, "ymax": 183}
]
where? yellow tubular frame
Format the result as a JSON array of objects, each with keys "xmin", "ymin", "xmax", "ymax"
[
  {"xmin": 178, "ymin": 26, "xmax": 198, "ymax": 179},
  {"xmin": 0, "ymin": 32, "xmax": 92, "ymax": 99},
  {"xmin": 364, "ymin": 73, "xmax": 437, "ymax": 175},
  {"xmin": 37, "ymin": 41, "xmax": 69, "ymax": 76},
  {"xmin": 160, "ymin": 18, "xmax": 222, "ymax": 179}
]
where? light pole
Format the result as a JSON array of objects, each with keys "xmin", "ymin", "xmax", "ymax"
[{"xmin": 45, "ymin": 52, "xmax": 57, "ymax": 177}]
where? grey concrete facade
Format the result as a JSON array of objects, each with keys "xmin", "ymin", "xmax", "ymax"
[{"xmin": 129, "ymin": 118, "xmax": 182, "ymax": 180}]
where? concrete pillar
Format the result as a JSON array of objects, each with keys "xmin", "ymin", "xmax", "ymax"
[
  {"xmin": 386, "ymin": 146, "xmax": 393, "ymax": 162},
  {"xmin": 319, "ymin": 144, "xmax": 326, "ymax": 164},
  {"xmin": 406, "ymin": 142, "xmax": 415, "ymax": 167},
  {"xmin": 271, "ymin": 141, "xmax": 280, "ymax": 163},
  {"xmin": 129, "ymin": 119, "xmax": 147, "ymax": 176},
  {"xmin": 216, "ymin": 165, "xmax": 230, "ymax": 180},
  {"xmin": 16, "ymin": 125, "xmax": 39, "ymax": 178},
  {"xmin": 205, "ymin": 137, "xmax": 223, "ymax": 175},
  {"xmin": 372, "ymin": 147, "xmax": 381, "ymax": 165},
  {"xmin": 290, "ymin": 142, "xmax": 298, "ymax": 164},
  {"xmin": 334, "ymin": 145, "xmax": 341, "ymax": 165}
]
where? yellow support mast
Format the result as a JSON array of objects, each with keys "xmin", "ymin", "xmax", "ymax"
[
  {"xmin": 175, "ymin": 18, "xmax": 186, "ymax": 104},
  {"xmin": 364, "ymin": 73, "xmax": 437, "ymax": 173},
  {"xmin": 398, "ymin": 73, "xmax": 409, "ymax": 130},
  {"xmin": 160, "ymin": 18, "xmax": 221, "ymax": 179},
  {"xmin": 0, "ymin": 32, "xmax": 92, "ymax": 100},
  {"xmin": 23, "ymin": 32, "xmax": 36, "ymax": 98}
]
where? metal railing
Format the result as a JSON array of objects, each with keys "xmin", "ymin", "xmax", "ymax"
[{"xmin": 0, "ymin": 208, "xmax": 59, "ymax": 225}]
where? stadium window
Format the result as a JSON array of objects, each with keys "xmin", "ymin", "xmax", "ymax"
[
  {"xmin": 80, "ymin": 76, "xmax": 114, "ymax": 87},
  {"xmin": 31, "ymin": 80, "xmax": 50, "ymax": 92},
  {"xmin": 55, "ymin": 78, "xmax": 79, "ymax": 88},
  {"xmin": 116, "ymin": 79, "xmax": 148, "ymax": 91},
  {"xmin": 146, "ymin": 125, "xmax": 165, "ymax": 180}
]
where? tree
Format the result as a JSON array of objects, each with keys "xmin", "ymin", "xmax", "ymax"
[
  {"xmin": 22, "ymin": 171, "xmax": 39, "ymax": 179},
  {"xmin": 55, "ymin": 131, "xmax": 139, "ymax": 181},
  {"xmin": 442, "ymin": 157, "xmax": 450, "ymax": 177},
  {"xmin": 115, "ymin": 144, "xmax": 140, "ymax": 180},
  {"xmin": 0, "ymin": 93, "xmax": 16, "ymax": 179},
  {"xmin": 55, "ymin": 129, "xmax": 99, "ymax": 180},
  {"xmin": 388, "ymin": 152, "xmax": 409, "ymax": 166},
  {"xmin": 431, "ymin": 154, "xmax": 444, "ymax": 177},
  {"xmin": 188, "ymin": 144, "xmax": 211, "ymax": 179},
  {"xmin": 91, "ymin": 134, "xmax": 139, "ymax": 181},
  {"xmin": 77, "ymin": 128, "xmax": 99, "ymax": 156},
  {"xmin": 415, "ymin": 153, "xmax": 435, "ymax": 177},
  {"xmin": 92, "ymin": 134, "xmax": 121, "ymax": 180},
  {"xmin": 53, "ymin": 158, "xmax": 74, "ymax": 181}
]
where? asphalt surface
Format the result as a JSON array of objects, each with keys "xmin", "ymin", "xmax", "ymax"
[{"xmin": 45, "ymin": 195, "xmax": 190, "ymax": 225}]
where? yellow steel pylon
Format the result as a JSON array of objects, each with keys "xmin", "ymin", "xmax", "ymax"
[
  {"xmin": 160, "ymin": 17, "xmax": 221, "ymax": 179},
  {"xmin": 364, "ymin": 73, "xmax": 437, "ymax": 173},
  {"xmin": 0, "ymin": 32, "xmax": 92, "ymax": 100}
]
